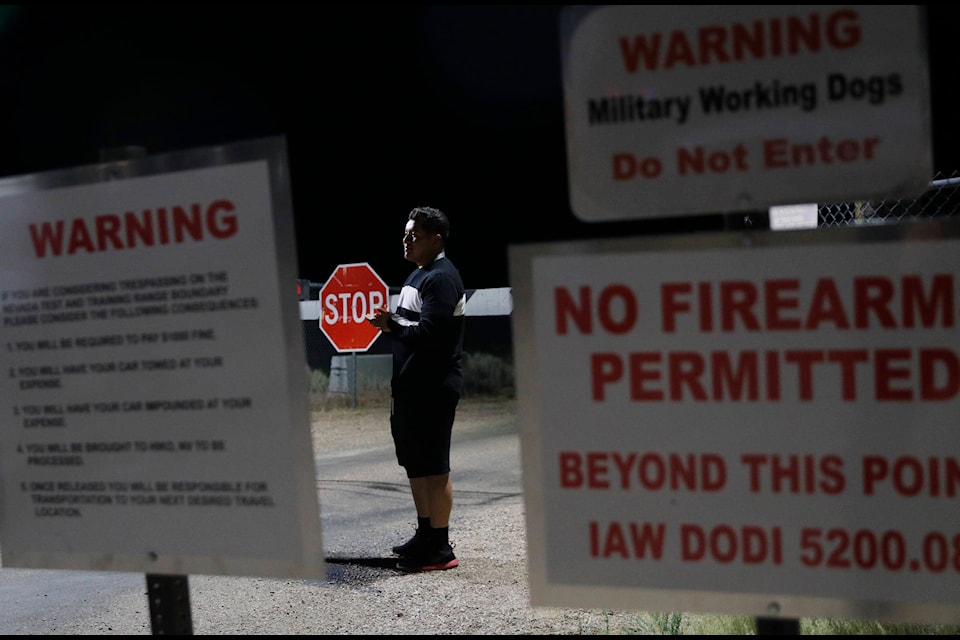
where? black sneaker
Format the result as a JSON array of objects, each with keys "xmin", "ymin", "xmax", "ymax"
[
  {"xmin": 391, "ymin": 532, "xmax": 427, "ymax": 557},
  {"xmin": 396, "ymin": 543, "xmax": 459, "ymax": 572}
]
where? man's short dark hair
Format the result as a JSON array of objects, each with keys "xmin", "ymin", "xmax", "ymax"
[{"xmin": 409, "ymin": 206, "xmax": 450, "ymax": 242}]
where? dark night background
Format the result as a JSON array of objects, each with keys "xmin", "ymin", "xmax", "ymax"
[{"xmin": 1, "ymin": 5, "xmax": 958, "ymax": 292}]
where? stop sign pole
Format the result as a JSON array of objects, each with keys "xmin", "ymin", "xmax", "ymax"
[{"xmin": 319, "ymin": 263, "xmax": 389, "ymax": 406}]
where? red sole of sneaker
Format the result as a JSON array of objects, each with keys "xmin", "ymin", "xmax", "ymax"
[{"xmin": 397, "ymin": 558, "xmax": 459, "ymax": 572}]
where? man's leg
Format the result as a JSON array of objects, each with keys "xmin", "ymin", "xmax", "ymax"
[
  {"xmin": 392, "ymin": 477, "xmax": 431, "ymax": 556},
  {"xmin": 424, "ymin": 473, "xmax": 452, "ymax": 528},
  {"xmin": 398, "ymin": 473, "xmax": 457, "ymax": 571},
  {"xmin": 409, "ymin": 476, "xmax": 430, "ymax": 517},
  {"xmin": 407, "ymin": 473, "xmax": 451, "ymax": 527}
]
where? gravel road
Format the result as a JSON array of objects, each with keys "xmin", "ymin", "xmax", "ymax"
[{"xmin": 2, "ymin": 398, "xmax": 654, "ymax": 635}]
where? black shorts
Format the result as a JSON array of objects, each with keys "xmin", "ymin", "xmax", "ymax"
[{"xmin": 390, "ymin": 388, "xmax": 459, "ymax": 478}]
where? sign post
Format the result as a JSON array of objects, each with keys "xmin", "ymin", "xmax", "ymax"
[{"xmin": 319, "ymin": 263, "xmax": 389, "ymax": 407}]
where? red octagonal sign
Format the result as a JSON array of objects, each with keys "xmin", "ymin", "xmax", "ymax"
[{"xmin": 319, "ymin": 262, "xmax": 389, "ymax": 352}]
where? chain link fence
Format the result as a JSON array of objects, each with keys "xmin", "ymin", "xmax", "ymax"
[{"xmin": 818, "ymin": 170, "xmax": 960, "ymax": 227}]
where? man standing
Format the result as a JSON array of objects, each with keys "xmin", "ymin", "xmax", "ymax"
[{"xmin": 368, "ymin": 206, "xmax": 466, "ymax": 572}]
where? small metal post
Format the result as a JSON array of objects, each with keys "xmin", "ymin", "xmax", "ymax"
[
  {"xmin": 351, "ymin": 351, "xmax": 358, "ymax": 408},
  {"xmin": 146, "ymin": 573, "xmax": 193, "ymax": 635},
  {"xmin": 755, "ymin": 616, "xmax": 800, "ymax": 635}
]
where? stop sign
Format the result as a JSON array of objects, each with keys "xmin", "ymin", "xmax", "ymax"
[{"xmin": 319, "ymin": 262, "xmax": 389, "ymax": 352}]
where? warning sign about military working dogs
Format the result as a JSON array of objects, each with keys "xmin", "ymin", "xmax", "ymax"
[{"xmin": 560, "ymin": 5, "xmax": 931, "ymax": 220}]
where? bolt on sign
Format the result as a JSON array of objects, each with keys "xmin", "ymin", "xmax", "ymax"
[
  {"xmin": 509, "ymin": 219, "xmax": 960, "ymax": 624},
  {"xmin": 320, "ymin": 262, "xmax": 388, "ymax": 352},
  {"xmin": 559, "ymin": 5, "xmax": 932, "ymax": 220}
]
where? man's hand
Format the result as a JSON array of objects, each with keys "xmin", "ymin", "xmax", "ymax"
[{"xmin": 367, "ymin": 306, "xmax": 392, "ymax": 332}]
